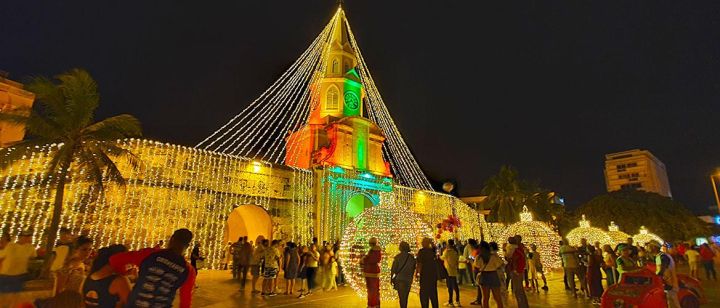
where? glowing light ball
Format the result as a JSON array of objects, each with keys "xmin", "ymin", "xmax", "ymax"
[
  {"xmin": 338, "ymin": 202, "xmax": 432, "ymax": 301},
  {"xmin": 632, "ymin": 226, "xmax": 664, "ymax": 247},
  {"xmin": 501, "ymin": 206, "xmax": 562, "ymax": 269},
  {"xmin": 606, "ymin": 221, "xmax": 631, "ymax": 245},
  {"xmin": 565, "ymin": 215, "xmax": 613, "ymax": 247}
]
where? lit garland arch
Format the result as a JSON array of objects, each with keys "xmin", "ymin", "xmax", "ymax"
[
  {"xmin": 501, "ymin": 206, "xmax": 561, "ymax": 269},
  {"xmin": 565, "ymin": 215, "xmax": 613, "ymax": 247},
  {"xmin": 606, "ymin": 221, "xmax": 631, "ymax": 246},
  {"xmin": 338, "ymin": 201, "xmax": 432, "ymax": 301},
  {"xmin": 632, "ymin": 226, "xmax": 664, "ymax": 246}
]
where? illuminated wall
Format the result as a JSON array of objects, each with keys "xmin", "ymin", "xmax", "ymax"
[{"xmin": 0, "ymin": 139, "xmax": 314, "ymax": 268}]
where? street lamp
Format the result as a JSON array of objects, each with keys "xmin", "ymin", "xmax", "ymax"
[{"xmin": 711, "ymin": 171, "xmax": 720, "ymax": 214}]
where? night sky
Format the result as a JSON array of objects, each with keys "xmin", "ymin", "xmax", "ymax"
[{"xmin": 3, "ymin": 1, "xmax": 720, "ymax": 214}]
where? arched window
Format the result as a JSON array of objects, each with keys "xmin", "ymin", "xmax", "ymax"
[
  {"xmin": 332, "ymin": 59, "xmax": 339, "ymax": 74},
  {"xmin": 326, "ymin": 86, "xmax": 339, "ymax": 110}
]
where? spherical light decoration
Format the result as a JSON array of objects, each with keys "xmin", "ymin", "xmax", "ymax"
[
  {"xmin": 632, "ymin": 226, "xmax": 664, "ymax": 247},
  {"xmin": 338, "ymin": 202, "xmax": 432, "ymax": 301},
  {"xmin": 565, "ymin": 214, "xmax": 613, "ymax": 247},
  {"xmin": 606, "ymin": 221, "xmax": 631, "ymax": 245},
  {"xmin": 501, "ymin": 206, "xmax": 562, "ymax": 269}
]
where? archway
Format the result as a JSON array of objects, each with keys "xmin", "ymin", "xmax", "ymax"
[
  {"xmin": 346, "ymin": 194, "xmax": 374, "ymax": 218},
  {"xmin": 224, "ymin": 205, "xmax": 273, "ymax": 245}
]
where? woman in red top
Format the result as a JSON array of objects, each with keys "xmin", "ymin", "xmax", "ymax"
[{"xmin": 362, "ymin": 237, "xmax": 382, "ymax": 308}]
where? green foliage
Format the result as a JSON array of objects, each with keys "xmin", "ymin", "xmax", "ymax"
[
  {"xmin": 481, "ymin": 165, "xmax": 564, "ymax": 224},
  {"xmin": 573, "ymin": 191, "xmax": 710, "ymax": 241},
  {"xmin": 0, "ymin": 69, "xmax": 142, "ymax": 270}
]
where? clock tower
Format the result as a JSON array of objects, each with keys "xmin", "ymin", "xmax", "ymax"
[{"xmin": 285, "ymin": 9, "xmax": 390, "ymax": 176}]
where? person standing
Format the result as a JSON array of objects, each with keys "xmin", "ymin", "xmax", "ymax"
[
  {"xmin": 190, "ymin": 242, "xmax": 202, "ymax": 272},
  {"xmin": 50, "ymin": 228, "xmax": 74, "ymax": 274},
  {"xmin": 474, "ymin": 241, "xmax": 504, "ymax": 308},
  {"xmin": 463, "ymin": 239, "xmax": 478, "ymax": 286},
  {"xmin": 506, "ymin": 236, "xmax": 529, "ymax": 308},
  {"xmin": 391, "ymin": 241, "xmax": 416, "ymax": 308},
  {"xmin": 262, "ymin": 240, "xmax": 281, "ymax": 296},
  {"xmin": 250, "ymin": 240, "xmax": 266, "ymax": 294},
  {"xmin": 416, "ymin": 237, "xmax": 439, "ymax": 308},
  {"xmin": 56, "ymin": 236, "xmax": 93, "ymax": 294},
  {"xmin": 652, "ymin": 244, "xmax": 680, "ymax": 308},
  {"xmin": 299, "ymin": 243, "xmax": 320, "ymax": 298},
  {"xmin": 238, "ymin": 236, "xmax": 253, "ymax": 288},
  {"xmin": 110, "ymin": 228, "xmax": 196, "ymax": 308},
  {"xmin": 284, "ymin": 242, "xmax": 300, "ymax": 295},
  {"xmin": 362, "ymin": 237, "xmax": 382, "ymax": 308},
  {"xmin": 231, "ymin": 238, "xmax": 242, "ymax": 279},
  {"xmin": 82, "ymin": 244, "xmax": 132, "ymax": 308},
  {"xmin": 616, "ymin": 246, "xmax": 639, "ymax": 281},
  {"xmin": 560, "ymin": 240, "xmax": 580, "ymax": 298},
  {"xmin": 296, "ymin": 245, "xmax": 308, "ymax": 296},
  {"xmin": 441, "ymin": 239, "xmax": 460, "ymax": 306},
  {"xmin": 586, "ymin": 246, "xmax": 604, "ymax": 305},
  {"xmin": 576, "ymin": 238, "xmax": 590, "ymax": 297},
  {"xmin": 528, "ymin": 244, "xmax": 547, "ymax": 292},
  {"xmin": 699, "ymin": 243, "xmax": 717, "ymax": 281},
  {"xmin": 684, "ymin": 246, "xmax": 700, "ymax": 279},
  {"xmin": 0, "ymin": 230, "xmax": 37, "ymax": 293},
  {"xmin": 602, "ymin": 244, "xmax": 618, "ymax": 286}
]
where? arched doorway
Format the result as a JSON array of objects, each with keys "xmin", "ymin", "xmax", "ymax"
[
  {"xmin": 225, "ymin": 205, "xmax": 273, "ymax": 245},
  {"xmin": 345, "ymin": 194, "xmax": 374, "ymax": 218}
]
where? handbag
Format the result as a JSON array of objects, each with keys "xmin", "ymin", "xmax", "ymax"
[
  {"xmin": 392, "ymin": 254, "xmax": 411, "ymax": 290},
  {"xmin": 475, "ymin": 256, "xmax": 490, "ymax": 282},
  {"xmin": 437, "ymin": 257, "xmax": 449, "ymax": 280}
]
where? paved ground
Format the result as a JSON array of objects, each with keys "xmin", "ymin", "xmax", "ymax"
[{"xmin": 191, "ymin": 265, "xmax": 719, "ymax": 308}]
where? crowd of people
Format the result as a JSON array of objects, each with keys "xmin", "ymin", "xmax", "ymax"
[
  {"xmin": 1, "ymin": 225, "xmax": 719, "ymax": 308},
  {"xmin": 0, "ymin": 227, "xmax": 198, "ymax": 308},
  {"xmin": 226, "ymin": 236, "xmax": 344, "ymax": 298}
]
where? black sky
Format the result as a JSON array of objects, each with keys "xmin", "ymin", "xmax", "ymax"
[{"xmin": 3, "ymin": 1, "xmax": 720, "ymax": 214}]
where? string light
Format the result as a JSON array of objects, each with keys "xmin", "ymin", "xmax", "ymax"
[
  {"xmin": 338, "ymin": 199, "xmax": 431, "ymax": 301},
  {"xmin": 606, "ymin": 221, "xmax": 630, "ymax": 245},
  {"xmin": 565, "ymin": 214, "xmax": 613, "ymax": 247},
  {"xmin": 632, "ymin": 226, "xmax": 664, "ymax": 247},
  {"xmin": 501, "ymin": 206, "xmax": 562, "ymax": 269},
  {"xmin": 0, "ymin": 6, "xmax": 485, "ymax": 272}
]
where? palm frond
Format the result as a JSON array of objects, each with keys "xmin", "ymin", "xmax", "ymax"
[
  {"xmin": 76, "ymin": 146, "xmax": 107, "ymax": 192},
  {"xmin": 82, "ymin": 114, "xmax": 142, "ymax": 141},
  {"xmin": 100, "ymin": 142, "xmax": 144, "ymax": 172},
  {"xmin": 0, "ymin": 139, "xmax": 55, "ymax": 170},
  {"xmin": 57, "ymin": 69, "xmax": 99, "ymax": 129},
  {"xmin": 24, "ymin": 76, "xmax": 71, "ymax": 128}
]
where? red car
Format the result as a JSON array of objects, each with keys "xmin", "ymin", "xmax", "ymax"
[{"xmin": 602, "ymin": 266, "xmax": 706, "ymax": 308}]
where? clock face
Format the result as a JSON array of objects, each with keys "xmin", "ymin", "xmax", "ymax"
[{"xmin": 344, "ymin": 92, "xmax": 360, "ymax": 110}]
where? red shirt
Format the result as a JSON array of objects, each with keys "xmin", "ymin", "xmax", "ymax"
[
  {"xmin": 363, "ymin": 246, "xmax": 382, "ymax": 277},
  {"xmin": 700, "ymin": 246, "xmax": 716, "ymax": 261}
]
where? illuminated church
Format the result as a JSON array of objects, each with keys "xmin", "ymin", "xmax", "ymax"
[{"xmin": 0, "ymin": 6, "xmax": 483, "ymax": 268}]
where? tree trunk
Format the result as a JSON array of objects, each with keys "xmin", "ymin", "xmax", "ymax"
[{"xmin": 41, "ymin": 158, "xmax": 70, "ymax": 277}]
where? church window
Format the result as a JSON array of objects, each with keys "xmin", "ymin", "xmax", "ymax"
[
  {"xmin": 332, "ymin": 59, "xmax": 339, "ymax": 74},
  {"xmin": 326, "ymin": 86, "xmax": 339, "ymax": 110}
]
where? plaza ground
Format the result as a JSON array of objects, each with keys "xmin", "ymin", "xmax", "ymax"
[{"xmin": 190, "ymin": 265, "xmax": 720, "ymax": 308}]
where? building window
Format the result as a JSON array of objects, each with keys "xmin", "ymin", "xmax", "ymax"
[
  {"xmin": 621, "ymin": 182, "xmax": 642, "ymax": 190},
  {"xmin": 326, "ymin": 86, "xmax": 339, "ymax": 110},
  {"xmin": 332, "ymin": 59, "xmax": 339, "ymax": 74}
]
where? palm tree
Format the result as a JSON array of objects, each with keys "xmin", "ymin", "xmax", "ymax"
[
  {"xmin": 0, "ymin": 69, "xmax": 141, "ymax": 269},
  {"xmin": 481, "ymin": 165, "xmax": 525, "ymax": 223}
]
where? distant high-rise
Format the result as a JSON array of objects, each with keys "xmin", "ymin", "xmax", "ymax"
[
  {"xmin": 604, "ymin": 149, "xmax": 672, "ymax": 197},
  {"xmin": 0, "ymin": 72, "xmax": 35, "ymax": 147}
]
